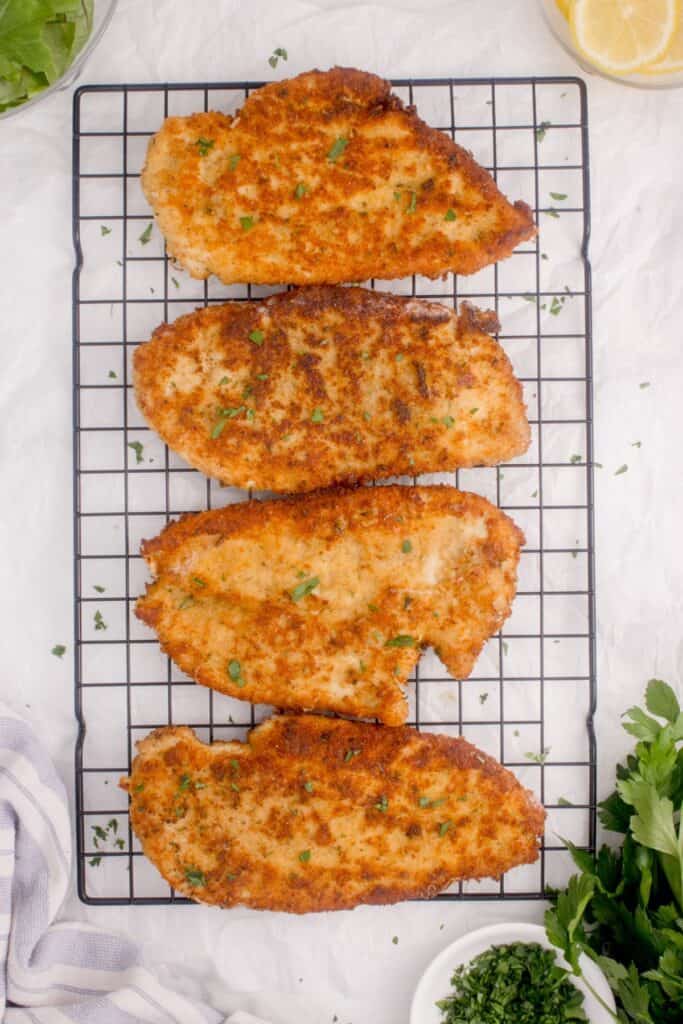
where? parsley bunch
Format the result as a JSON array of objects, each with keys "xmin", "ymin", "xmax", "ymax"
[
  {"xmin": 546, "ymin": 679, "xmax": 683, "ymax": 1023},
  {"xmin": 436, "ymin": 941, "xmax": 586, "ymax": 1023},
  {"xmin": 0, "ymin": 0, "xmax": 93, "ymax": 114}
]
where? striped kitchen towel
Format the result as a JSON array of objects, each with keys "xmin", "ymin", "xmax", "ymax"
[{"xmin": 0, "ymin": 704, "xmax": 268, "ymax": 1024}]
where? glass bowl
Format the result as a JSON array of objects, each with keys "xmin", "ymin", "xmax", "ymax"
[
  {"xmin": 0, "ymin": 0, "xmax": 118, "ymax": 121},
  {"xmin": 540, "ymin": 0, "xmax": 683, "ymax": 89}
]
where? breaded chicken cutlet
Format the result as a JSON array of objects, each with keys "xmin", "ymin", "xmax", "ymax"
[
  {"xmin": 121, "ymin": 715, "xmax": 545, "ymax": 912},
  {"xmin": 133, "ymin": 287, "xmax": 530, "ymax": 492},
  {"xmin": 136, "ymin": 486, "xmax": 524, "ymax": 725},
  {"xmin": 141, "ymin": 67, "xmax": 536, "ymax": 285}
]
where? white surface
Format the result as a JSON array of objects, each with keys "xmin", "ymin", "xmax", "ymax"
[
  {"xmin": 1, "ymin": 1, "xmax": 683, "ymax": 1022},
  {"xmin": 410, "ymin": 922, "xmax": 615, "ymax": 1024}
]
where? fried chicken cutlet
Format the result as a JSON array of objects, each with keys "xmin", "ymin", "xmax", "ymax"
[
  {"xmin": 121, "ymin": 715, "xmax": 545, "ymax": 912},
  {"xmin": 141, "ymin": 67, "xmax": 536, "ymax": 285},
  {"xmin": 133, "ymin": 287, "xmax": 530, "ymax": 492},
  {"xmin": 136, "ymin": 486, "xmax": 524, "ymax": 725}
]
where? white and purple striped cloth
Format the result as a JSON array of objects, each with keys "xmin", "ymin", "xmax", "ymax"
[{"xmin": 0, "ymin": 704, "xmax": 268, "ymax": 1024}]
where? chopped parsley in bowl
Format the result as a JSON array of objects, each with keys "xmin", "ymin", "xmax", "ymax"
[
  {"xmin": 410, "ymin": 923, "xmax": 615, "ymax": 1024},
  {"xmin": 436, "ymin": 942, "xmax": 586, "ymax": 1023},
  {"xmin": 0, "ymin": 1, "xmax": 116, "ymax": 118}
]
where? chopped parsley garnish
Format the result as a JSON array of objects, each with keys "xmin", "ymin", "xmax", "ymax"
[
  {"xmin": 248, "ymin": 329, "xmax": 264, "ymax": 345},
  {"xmin": 444, "ymin": 208, "xmax": 456, "ymax": 221},
  {"xmin": 525, "ymin": 748, "xmax": 550, "ymax": 765},
  {"xmin": 100, "ymin": 225, "xmax": 111, "ymax": 236},
  {"xmin": 184, "ymin": 866, "xmax": 207, "ymax": 887},
  {"xmin": 436, "ymin": 942, "xmax": 585, "ymax": 1022},
  {"xmin": 570, "ymin": 454, "xmax": 581, "ymax": 464},
  {"xmin": 178, "ymin": 595, "xmax": 195, "ymax": 610},
  {"xmin": 385, "ymin": 635, "xmax": 417, "ymax": 648},
  {"xmin": 535, "ymin": 120, "xmax": 551, "ymax": 142},
  {"xmin": 615, "ymin": 464, "xmax": 628, "ymax": 476},
  {"xmin": 550, "ymin": 191, "xmax": 567, "ymax": 201},
  {"xmin": 89, "ymin": 856, "xmax": 102, "ymax": 867},
  {"xmin": 228, "ymin": 153, "xmax": 241, "ymax": 171},
  {"xmin": 291, "ymin": 576, "xmax": 320, "ymax": 602},
  {"xmin": 374, "ymin": 795, "xmax": 389, "ymax": 813},
  {"xmin": 211, "ymin": 406, "xmax": 245, "ymax": 438},
  {"xmin": 108, "ymin": 370, "xmax": 117, "ymax": 378},
  {"xmin": 344, "ymin": 748, "xmax": 361, "ymax": 762},
  {"xmin": 178, "ymin": 773, "xmax": 192, "ymax": 791},
  {"xmin": 138, "ymin": 223, "xmax": 153, "ymax": 245},
  {"xmin": 227, "ymin": 659, "xmax": 245, "ymax": 687},
  {"xmin": 240, "ymin": 216, "xmax": 255, "ymax": 231},
  {"xmin": 438, "ymin": 820, "xmax": 453, "ymax": 836},
  {"xmin": 195, "ymin": 137, "xmax": 214, "ymax": 156},
  {"xmin": 401, "ymin": 539, "xmax": 412, "ymax": 553},
  {"xmin": 171, "ymin": 276, "xmax": 180, "ymax": 289},
  {"xmin": 303, "ymin": 780, "xmax": 314, "ymax": 793},
  {"xmin": 549, "ymin": 296, "xmax": 562, "ymax": 316},
  {"xmin": 256, "ymin": 372, "xmax": 268, "ymax": 380},
  {"xmin": 311, "ymin": 407, "xmax": 324, "ymax": 423},
  {"xmin": 479, "ymin": 692, "xmax": 488, "ymax": 705},
  {"xmin": 639, "ymin": 381, "xmax": 650, "ymax": 389},
  {"xmin": 93, "ymin": 611, "xmax": 107, "ymax": 631},
  {"xmin": 557, "ymin": 796, "xmax": 573, "ymax": 807},
  {"xmin": 51, "ymin": 644, "xmax": 66, "ymax": 658},
  {"xmin": 405, "ymin": 190, "xmax": 418, "ymax": 214},
  {"xmin": 392, "ymin": 936, "xmax": 399, "ymax": 944},
  {"xmin": 298, "ymin": 849, "xmax": 311, "ymax": 863},
  {"xmin": 294, "ymin": 182, "xmax": 309, "ymax": 199},
  {"xmin": 268, "ymin": 46, "xmax": 288, "ymax": 68},
  {"xmin": 442, "ymin": 415, "xmax": 455, "ymax": 428},
  {"xmin": 546, "ymin": 208, "xmax": 560, "ymax": 219},
  {"xmin": 327, "ymin": 136, "xmax": 349, "ymax": 163},
  {"xmin": 128, "ymin": 440, "xmax": 144, "ymax": 464},
  {"xmin": 522, "ymin": 294, "xmax": 536, "ymax": 303}
]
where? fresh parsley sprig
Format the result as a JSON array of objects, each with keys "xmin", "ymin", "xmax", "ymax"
[{"xmin": 546, "ymin": 678, "xmax": 683, "ymax": 1023}]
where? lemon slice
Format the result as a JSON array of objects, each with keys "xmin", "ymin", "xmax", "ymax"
[
  {"xmin": 572, "ymin": 0, "xmax": 678, "ymax": 74},
  {"xmin": 641, "ymin": 8, "xmax": 683, "ymax": 71}
]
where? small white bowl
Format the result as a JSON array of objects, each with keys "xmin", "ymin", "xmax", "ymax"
[{"xmin": 410, "ymin": 922, "xmax": 615, "ymax": 1024}]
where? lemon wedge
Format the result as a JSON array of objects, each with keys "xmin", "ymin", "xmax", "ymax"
[{"xmin": 571, "ymin": 0, "xmax": 678, "ymax": 74}]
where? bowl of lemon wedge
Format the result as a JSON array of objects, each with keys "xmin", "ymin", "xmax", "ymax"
[{"xmin": 541, "ymin": 0, "xmax": 683, "ymax": 88}]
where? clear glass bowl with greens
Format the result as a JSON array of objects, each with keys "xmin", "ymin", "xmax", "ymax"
[{"xmin": 0, "ymin": 0, "xmax": 118, "ymax": 121}]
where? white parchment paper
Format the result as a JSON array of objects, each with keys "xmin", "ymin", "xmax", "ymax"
[{"xmin": 1, "ymin": 1, "xmax": 683, "ymax": 1022}]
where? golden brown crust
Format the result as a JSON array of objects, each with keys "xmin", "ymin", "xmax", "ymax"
[
  {"xmin": 133, "ymin": 287, "xmax": 530, "ymax": 492},
  {"xmin": 141, "ymin": 67, "xmax": 536, "ymax": 285},
  {"xmin": 121, "ymin": 715, "xmax": 545, "ymax": 913},
  {"xmin": 136, "ymin": 485, "xmax": 524, "ymax": 725}
]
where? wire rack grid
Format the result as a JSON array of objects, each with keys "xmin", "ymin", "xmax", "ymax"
[{"xmin": 72, "ymin": 75, "xmax": 596, "ymax": 905}]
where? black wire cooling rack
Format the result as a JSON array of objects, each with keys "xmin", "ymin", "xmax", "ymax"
[{"xmin": 72, "ymin": 76, "xmax": 596, "ymax": 905}]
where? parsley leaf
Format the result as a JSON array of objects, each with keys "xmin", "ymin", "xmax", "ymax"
[
  {"xmin": 291, "ymin": 576, "xmax": 320, "ymax": 602},
  {"xmin": 128, "ymin": 440, "xmax": 144, "ymax": 464},
  {"xmin": 385, "ymin": 635, "xmax": 417, "ymax": 648},
  {"xmin": 327, "ymin": 137, "xmax": 349, "ymax": 163},
  {"xmin": 184, "ymin": 866, "xmax": 207, "ymax": 887},
  {"xmin": 311, "ymin": 407, "xmax": 324, "ymax": 423},
  {"xmin": 51, "ymin": 644, "xmax": 66, "ymax": 658},
  {"xmin": 268, "ymin": 46, "xmax": 288, "ymax": 68},
  {"xmin": 444, "ymin": 208, "xmax": 456, "ymax": 221},
  {"xmin": 227, "ymin": 659, "xmax": 246, "ymax": 688},
  {"xmin": 195, "ymin": 137, "xmax": 214, "ymax": 156},
  {"xmin": 536, "ymin": 120, "xmax": 551, "ymax": 142},
  {"xmin": 248, "ymin": 329, "xmax": 264, "ymax": 345},
  {"xmin": 138, "ymin": 223, "xmax": 153, "ymax": 245},
  {"xmin": 240, "ymin": 216, "xmax": 255, "ymax": 231}
]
